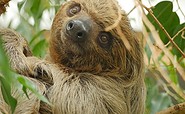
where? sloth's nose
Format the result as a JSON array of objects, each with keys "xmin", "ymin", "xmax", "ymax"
[{"xmin": 65, "ymin": 19, "xmax": 91, "ymax": 42}]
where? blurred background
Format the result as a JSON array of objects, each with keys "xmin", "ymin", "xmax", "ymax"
[
  {"xmin": 1, "ymin": 0, "xmax": 185, "ymax": 30},
  {"xmin": 0, "ymin": 0, "xmax": 185, "ymax": 114}
]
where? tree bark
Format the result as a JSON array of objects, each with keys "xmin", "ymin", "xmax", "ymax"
[{"xmin": 157, "ymin": 102, "xmax": 185, "ymax": 114}]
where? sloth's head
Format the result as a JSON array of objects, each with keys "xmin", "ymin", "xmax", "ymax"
[{"xmin": 49, "ymin": 0, "xmax": 143, "ymax": 82}]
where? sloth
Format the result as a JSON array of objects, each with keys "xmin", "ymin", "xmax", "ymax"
[{"xmin": 0, "ymin": 0, "xmax": 145, "ymax": 114}]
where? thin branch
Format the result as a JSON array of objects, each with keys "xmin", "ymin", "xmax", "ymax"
[
  {"xmin": 178, "ymin": 56, "xmax": 184, "ymax": 63},
  {"xmin": 142, "ymin": 20, "xmax": 185, "ymax": 99},
  {"xmin": 140, "ymin": 1, "xmax": 185, "ymax": 78},
  {"xmin": 165, "ymin": 27, "xmax": 185, "ymax": 47},
  {"xmin": 150, "ymin": 69, "xmax": 183, "ymax": 101},
  {"xmin": 137, "ymin": 0, "xmax": 185, "ymax": 58},
  {"xmin": 127, "ymin": 5, "xmax": 137, "ymax": 16},
  {"xmin": 182, "ymin": 30, "xmax": 185, "ymax": 39},
  {"xmin": 157, "ymin": 102, "xmax": 185, "ymax": 114}
]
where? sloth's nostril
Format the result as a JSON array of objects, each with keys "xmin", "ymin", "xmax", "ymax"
[{"xmin": 67, "ymin": 21, "xmax": 74, "ymax": 30}]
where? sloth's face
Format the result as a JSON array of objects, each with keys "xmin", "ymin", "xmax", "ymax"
[{"xmin": 49, "ymin": 0, "xmax": 132, "ymax": 74}]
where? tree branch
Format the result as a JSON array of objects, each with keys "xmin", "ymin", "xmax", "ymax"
[
  {"xmin": 157, "ymin": 102, "xmax": 185, "ymax": 114},
  {"xmin": 165, "ymin": 27, "xmax": 185, "ymax": 47},
  {"xmin": 137, "ymin": 0, "xmax": 185, "ymax": 58}
]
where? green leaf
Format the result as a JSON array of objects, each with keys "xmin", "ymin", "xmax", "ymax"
[
  {"xmin": 22, "ymin": 0, "xmax": 50, "ymax": 20},
  {"xmin": 161, "ymin": 60, "xmax": 179, "ymax": 85},
  {"xmin": 17, "ymin": 76, "xmax": 51, "ymax": 105},
  {"xmin": 17, "ymin": 76, "xmax": 37, "ymax": 94},
  {"xmin": 146, "ymin": 1, "xmax": 184, "ymax": 59},
  {"xmin": 168, "ymin": 66, "xmax": 178, "ymax": 85},
  {"xmin": 0, "ymin": 37, "xmax": 16, "ymax": 83},
  {"xmin": 29, "ymin": 30, "xmax": 45, "ymax": 46},
  {"xmin": 146, "ymin": 1, "xmax": 180, "ymax": 43},
  {"xmin": 17, "ymin": 1, "xmax": 25, "ymax": 11},
  {"xmin": 0, "ymin": 35, "xmax": 18, "ymax": 113},
  {"xmin": 147, "ymin": 1, "xmax": 174, "ymax": 26},
  {"xmin": 22, "ymin": 85, "xmax": 30, "ymax": 99},
  {"xmin": 171, "ymin": 23, "xmax": 185, "ymax": 58},
  {"xmin": 0, "ymin": 38, "xmax": 10, "ymax": 75},
  {"xmin": 0, "ymin": 77, "xmax": 17, "ymax": 114},
  {"xmin": 32, "ymin": 39, "xmax": 47, "ymax": 57}
]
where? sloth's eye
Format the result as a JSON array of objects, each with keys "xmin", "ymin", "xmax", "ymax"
[
  {"xmin": 67, "ymin": 3, "xmax": 81, "ymax": 17},
  {"xmin": 99, "ymin": 34, "xmax": 109, "ymax": 44},
  {"xmin": 97, "ymin": 32, "xmax": 113, "ymax": 49}
]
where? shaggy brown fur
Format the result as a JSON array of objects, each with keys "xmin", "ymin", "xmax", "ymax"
[{"xmin": 0, "ymin": 0, "xmax": 145, "ymax": 114}]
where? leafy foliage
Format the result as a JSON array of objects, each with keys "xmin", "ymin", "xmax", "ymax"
[
  {"xmin": 147, "ymin": 1, "xmax": 185, "ymax": 58},
  {"xmin": 0, "ymin": 37, "xmax": 50, "ymax": 113},
  {"xmin": 144, "ymin": 1, "xmax": 185, "ymax": 113},
  {"xmin": 0, "ymin": 0, "xmax": 57, "ymax": 112},
  {"xmin": 17, "ymin": 76, "xmax": 50, "ymax": 105},
  {"xmin": 0, "ymin": 38, "xmax": 17, "ymax": 113}
]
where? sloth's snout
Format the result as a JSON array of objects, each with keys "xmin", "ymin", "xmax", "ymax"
[{"xmin": 65, "ymin": 19, "xmax": 91, "ymax": 42}]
